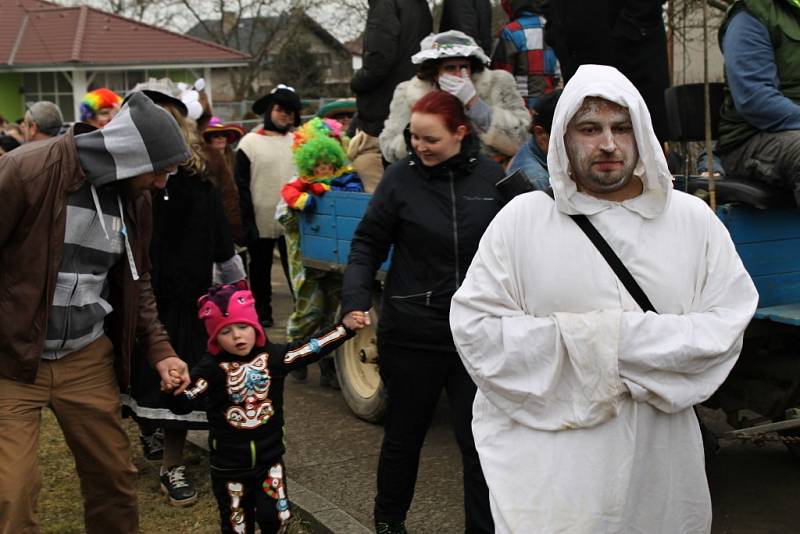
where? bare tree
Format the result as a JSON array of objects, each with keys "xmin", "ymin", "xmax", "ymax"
[{"xmin": 56, "ymin": 0, "xmax": 184, "ymax": 29}]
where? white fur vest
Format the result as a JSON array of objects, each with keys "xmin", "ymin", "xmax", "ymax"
[{"xmin": 379, "ymin": 69, "xmax": 530, "ymax": 162}]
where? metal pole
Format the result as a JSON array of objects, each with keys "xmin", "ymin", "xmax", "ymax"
[{"xmin": 703, "ymin": 0, "xmax": 717, "ymax": 211}]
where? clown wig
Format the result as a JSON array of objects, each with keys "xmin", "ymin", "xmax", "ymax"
[
  {"xmin": 79, "ymin": 88, "xmax": 123, "ymax": 122},
  {"xmin": 292, "ymin": 117, "xmax": 348, "ymax": 177}
]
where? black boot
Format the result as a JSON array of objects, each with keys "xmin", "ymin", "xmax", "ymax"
[{"xmin": 318, "ymin": 357, "xmax": 340, "ymax": 389}]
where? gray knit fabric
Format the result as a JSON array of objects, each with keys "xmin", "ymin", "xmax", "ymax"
[
  {"xmin": 43, "ymin": 93, "xmax": 190, "ymax": 359},
  {"xmin": 74, "ymin": 91, "xmax": 190, "ymax": 185},
  {"xmin": 42, "ymin": 185, "xmax": 124, "ymax": 359}
]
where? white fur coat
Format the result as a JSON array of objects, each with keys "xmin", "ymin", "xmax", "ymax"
[{"xmin": 379, "ymin": 69, "xmax": 530, "ymax": 162}]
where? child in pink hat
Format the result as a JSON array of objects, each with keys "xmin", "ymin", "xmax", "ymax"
[{"xmin": 164, "ymin": 280, "xmax": 365, "ymax": 533}]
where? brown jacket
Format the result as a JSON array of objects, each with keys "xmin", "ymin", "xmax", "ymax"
[{"xmin": 0, "ymin": 127, "xmax": 176, "ymax": 389}]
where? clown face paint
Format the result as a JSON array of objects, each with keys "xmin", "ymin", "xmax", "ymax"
[{"xmin": 565, "ymin": 97, "xmax": 641, "ymax": 198}]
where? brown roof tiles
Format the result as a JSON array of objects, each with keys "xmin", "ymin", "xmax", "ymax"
[{"xmin": 1, "ymin": 0, "xmax": 249, "ymax": 67}]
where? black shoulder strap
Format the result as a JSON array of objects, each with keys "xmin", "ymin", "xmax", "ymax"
[{"xmin": 544, "ymin": 188, "xmax": 657, "ymax": 313}]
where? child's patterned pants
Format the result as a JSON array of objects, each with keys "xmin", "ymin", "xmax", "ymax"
[{"xmin": 211, "ymin": 460, "xmax": 290, "ymax": 534}]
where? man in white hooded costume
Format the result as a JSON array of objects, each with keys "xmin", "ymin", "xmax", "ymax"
[{"xmin": 449, "ymin": 64, "xmax": 759, "ymax": 534}]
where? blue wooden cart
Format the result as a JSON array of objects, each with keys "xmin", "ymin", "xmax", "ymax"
[
  {"xmin": 719, "ymin": 206, "xmax": 800, "ymax": 327},
  {"xmin": 299, "ymin": 191, "xmax": 390, "ymax": 275},
  {"xmin": 298, "ymin": 190, "xmax": 388, "ymax": 422}
]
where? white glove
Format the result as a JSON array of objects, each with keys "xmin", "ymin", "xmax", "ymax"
[{"xmin": 438, "ymin": 73, "xmax": 477, "ymax": 106}]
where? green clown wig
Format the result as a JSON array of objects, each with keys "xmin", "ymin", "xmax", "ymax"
[{"xmin": 292, "ymin": 117, "xmax": 348, "ymax": 177}]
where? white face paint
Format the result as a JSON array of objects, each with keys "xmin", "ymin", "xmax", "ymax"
[{"xmin": 564, "ymin": 97, "xmax": 640, "ymax": 196}]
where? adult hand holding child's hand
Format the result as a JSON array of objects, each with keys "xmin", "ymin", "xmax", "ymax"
[
  {"xmin": 343, "ymin": 310, "xmax": 371, "ymax": 331},
  {"xmin": 156, "ymin": 356, "xmax": 190, "ymax": 395}
]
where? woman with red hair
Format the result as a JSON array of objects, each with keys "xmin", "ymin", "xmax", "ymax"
[{"xmin": 340, "ymin": 91, "xmax": 503, "ymax": 534}]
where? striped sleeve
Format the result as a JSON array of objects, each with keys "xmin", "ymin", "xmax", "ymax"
[{"xmin": 282, "ymin": 324, "xmax": 352, "ymax": 369}]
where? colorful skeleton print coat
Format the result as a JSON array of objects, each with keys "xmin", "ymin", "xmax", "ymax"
[{"xmin": 168, "ymin": 324, "xmax": 353, "ymax": 472}]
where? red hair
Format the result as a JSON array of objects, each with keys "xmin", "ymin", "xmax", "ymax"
[{"xmin": 411, "ymin": 91, "xmax": 470, "ymax": 134}]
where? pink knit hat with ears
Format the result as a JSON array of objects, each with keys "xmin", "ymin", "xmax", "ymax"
[{"xmin": 197, "ymin": 280, "xmax": 266, "ymax": 355}]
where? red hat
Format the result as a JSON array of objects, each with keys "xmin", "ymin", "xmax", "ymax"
[{"xmin": 197, "ymin": 280, "xmax": 266, "ymax": 355}]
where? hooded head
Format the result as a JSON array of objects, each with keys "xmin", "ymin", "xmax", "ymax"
[
  {"xmin": 74, "ymin": 92, "xmax": 191, "ymax": 187},
  {"xmin": 547, "ymin": 65, "xmax": 672, "ymax": 218},
  {"xmin": 198, "ymin": 281, "xmax": 267, "ymax": 355}
]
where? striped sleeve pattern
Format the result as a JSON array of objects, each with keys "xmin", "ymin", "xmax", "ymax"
[
  {"xmin": 284, "ymin": 325, "xmax": 349, "ymax": 365},
  {"xmin": 491, "ymin": 13, "xmax": 560, "ymax": 108},
  {"xmin": 42, "ymin": 185, "xmax": 124, "ymax": 359}
]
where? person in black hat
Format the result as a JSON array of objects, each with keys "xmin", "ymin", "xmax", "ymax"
[{"xmin": 235, "ymin": 84, "xmax": 301, "ymax": 331}]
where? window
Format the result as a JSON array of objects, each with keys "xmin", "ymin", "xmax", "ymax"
[
  {"xmin": 22, "ymin": 72, "xmax": 75, "ymax": 121},
  {"xmin": 87, "ymin": 70, "xmax": 148, "ymax": 94}
]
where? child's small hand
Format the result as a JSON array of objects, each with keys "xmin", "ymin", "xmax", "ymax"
[
  {"xmin": 160, "ymin": 369, "xmax": 184, "ymax": 392},
  {"xmin": 343, "ymin": 310, "xmax": 371, "ymax": 331},
  {"xmin": 169, "ymin": 368, "xmax": 183, "ymax": 386},
  {"xmin": 155, "ymin": 356, "xmax": 191, "ymax": 395}
]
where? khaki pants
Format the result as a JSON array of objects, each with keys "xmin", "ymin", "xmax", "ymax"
[{"xmin": 0, "ymin": 336, "xmax": 138, "ymax": 534}]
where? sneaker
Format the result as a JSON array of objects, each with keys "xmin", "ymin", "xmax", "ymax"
[
  {"xmin": 139, "ymin": 428, "xmax": 164, "ymax": 461},
  {"xmin": 160, "ymin": 465, "xmax": 198, "ymax": 507},
  {"xmin": 375, "ymin": 520, "xmax": 407, "ymax": 534}
]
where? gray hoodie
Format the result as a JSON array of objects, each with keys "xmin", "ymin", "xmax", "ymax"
[{"xmin": 43, "ymin": 93, "xmax": 190, "ymax": 359}]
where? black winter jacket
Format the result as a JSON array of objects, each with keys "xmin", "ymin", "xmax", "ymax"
[
  {"xmin": 440, "ymin": 0, "xmax": 494, "ymax": 55},
  {"xmin": 544, "ymin": 0, "xmax": 669, "ymax": 141},
  {"xmin": 350, "ymin": 0, "xmax": 433, "ymax": 137},
  {"xmin": 341, "ymin": 134, "xmax": 504, "ymax": 352}
]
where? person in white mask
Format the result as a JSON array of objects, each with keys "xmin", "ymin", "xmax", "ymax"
[
  {"xmin": 380, "ymin": 30, "xmax": 529, "ymax": 165},
  {"xmin": 450, "ymin": 64, "xmax": 759, "ymax": 534}
]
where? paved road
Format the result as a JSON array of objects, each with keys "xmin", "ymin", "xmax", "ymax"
[{"xmin": 266, "ymin": 264, "xmax": 800, "ymax": 534}]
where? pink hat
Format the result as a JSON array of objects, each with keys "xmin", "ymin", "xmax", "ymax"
[
  {"xmin": 197, "ymin": 280, "xmax": 266, "ymax": 355},
  {"xmin": 202, "ymin": 116, "xmax": 245, "ymax": 144}
]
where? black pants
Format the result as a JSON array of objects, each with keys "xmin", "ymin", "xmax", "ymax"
[
  {"xmin": 375, "ymin": 344, "xmax": 494, "ymax": 533},
  {"xmin": 211, "ymin": 459, "xmax": 290, "ymax": 534},
  {"xmin": 248, "ymin": 237, "xmax": 291, "ymax": 321}
]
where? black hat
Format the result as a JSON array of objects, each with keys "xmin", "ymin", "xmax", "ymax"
[
  {"xmin": 127, "ymin": 79, "xmax": 188, "ymax": 117},
  {"xmin": 252, "ymin": 84, "xmax": 301, "ymax": 126}
]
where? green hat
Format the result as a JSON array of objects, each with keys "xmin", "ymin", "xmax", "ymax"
[{"xmin": 317, "ymin": 99, "xmax": 356, "ymax": 119}]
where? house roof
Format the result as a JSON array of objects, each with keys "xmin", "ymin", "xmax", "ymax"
[
  {"xmin": 0, "ymin": 0, "xmax": 250, "ymax": 69},
  {"xmin": 188, "ymin": 11, "xmax": 352, "ymax": 59}
]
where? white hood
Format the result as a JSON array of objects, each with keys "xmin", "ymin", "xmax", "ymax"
[{"xmin": 546, "ymin": 64, "xmax": 673, "ymax": 219}]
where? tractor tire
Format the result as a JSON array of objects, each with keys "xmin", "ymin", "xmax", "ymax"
[{"xmin": 335, "ymin": 305, "xmax": 387, "ymax": 423}]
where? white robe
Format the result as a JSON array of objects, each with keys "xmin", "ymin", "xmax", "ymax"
[{"xmin": 449, "ymin": 65, "xmax": 759, "ymax": 534}]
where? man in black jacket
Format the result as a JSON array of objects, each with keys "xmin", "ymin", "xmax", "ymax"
[
  {"xmin": 350, "ymin": 0, "xmax": 433, "ymax": 138},
  {"xmin": 440, "ymin": 0, "xmax": 494, "ymax": 54},
  {"xmin": 348, "ymin": 0, "xmax": 433, "ymax": 192},
  {"xmin": 545, "ymin": 0, "xmax": 670, "ymax": 142}
]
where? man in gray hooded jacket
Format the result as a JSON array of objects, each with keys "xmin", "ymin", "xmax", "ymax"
[{"xmin": 0, "ymin": 92, "xmax": 192, "ymax": 533}]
